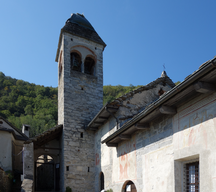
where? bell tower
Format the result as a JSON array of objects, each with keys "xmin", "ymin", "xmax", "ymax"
[{"xmin": 55, "ymin": 13, "xmax": 106, "ymax": 192}]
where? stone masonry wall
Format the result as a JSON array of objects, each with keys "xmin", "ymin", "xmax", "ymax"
[
  {"xmin": 0, "ymin": 168, "xmax": 11, "ymax": 192},
  {"xmin": 58, "ymin": 32, "xmax": 105, "ymax": 192},
  {"xmin": 57, "ymin": 35, "xmax": 65, "ymax": 192},
  {"xmin": 21, "ymin": 143, "xmax": 34, "ymax": 192}
]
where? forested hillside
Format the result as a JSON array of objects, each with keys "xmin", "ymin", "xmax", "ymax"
[
  {"xmin": 0, "ymin": 72, "xmax": 156, "ymax": 137},
  {"xmin": 0, "ymin": 72, "xmax": 58, "ymax": 137}
]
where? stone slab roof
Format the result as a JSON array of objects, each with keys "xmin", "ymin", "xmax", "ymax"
[
  {"xmin": 55, "ymin": 13, "xmax": 106, "ymax": 62},
  {"xmin": 62, "ymin": 22, "xmax": 106, "ymax": 46},
  {"xmin": 87, "ymin": 74, "xmax": 175, "ymax": 131},
  {"xmin": 102, "ymin": 56, "xmax": 216, "ymax": 145},
  {"xmin": 24, "ymin": 124, "xmax": 63, "ymax": 149}
]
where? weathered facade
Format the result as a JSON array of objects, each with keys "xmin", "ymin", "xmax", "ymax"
[
  {"xmin": 92, "ymin": 58, "xmax": 216, "ymax": 192},
  {"xmin": 21, "ymin": 13, "xmax": 216, "ymax": 192}
]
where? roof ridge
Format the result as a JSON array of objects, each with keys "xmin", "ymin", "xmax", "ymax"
[
  {"xmin": 0, "ymin": 116, "xmax": 28, "ymax": 139},
  {"xmin": 109, "ymin": 76, "xmax": 175, "ymax": 106}
]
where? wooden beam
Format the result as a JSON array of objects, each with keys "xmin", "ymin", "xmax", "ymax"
[
  {"xmin": 194, "ymin": 81, "xmax": 215, "ymax": 93},
  {"xmin": 88, "ymin": 127, "xmax": 98, "ymax": 131},
  {"xmin": 106, "ymin": 143, "xmax": 118, "ymax": 147},
  {"xmin": 106, "ymin": 107, "xmax": 118, "ymax": 111},
  {"xmin": 159, "ymin": 105, "xmax": 176, "ymax": 115},
  {"xmin": 35, "ymin": 147, "xmax": 61, "ymax": 150},
  {"xmin": 94, "ymin": 122, "xmax": 104, "ymax": 125},
  {"xmin": 98, "ymin": 116, "xmax": 109, "ymax": 120},
  {"xmin": 118, "ymin": 134, "xmax": 131, "ymax": 140},
  {"xmin": 134, "ymin": 123, "xmax": 150, "ymax": 130}
]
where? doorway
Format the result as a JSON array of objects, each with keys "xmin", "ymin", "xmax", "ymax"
[
  {"xmin": 35, "ymin": 155, "xmax": 54, "ymax": 191},
  {"xmin": 122, "ymin": 180, "xmax": 137, "ymax": 192}
]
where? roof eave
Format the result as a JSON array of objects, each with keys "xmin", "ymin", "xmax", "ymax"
[
  {"xmin": 0, "ymin": 128, "xmax": 28, "ymax": 141},
  {"xmin": 55, "ymin": 28, "xmax": 107, "ymax": 63},
  {"xmin": 87, "ymin": 76, "xmax": 174, "ymax": 131},
  {"xmin": 0, "ymin": 116, "xmax": 28, "ymax": 139},
  {"xmin": 55, "ymin": 29, "xmax": 63, "ymax": 62},
  {"xmin": 101, "ymin": 57, "xmax": 216, "ymax": 144}
]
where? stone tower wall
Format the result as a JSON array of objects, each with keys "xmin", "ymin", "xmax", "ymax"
[{"xmin": 58, "ymin": 32, "xmax": 104, "ymax": 192}]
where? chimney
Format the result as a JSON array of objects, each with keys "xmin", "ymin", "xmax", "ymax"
[{"xmin": 22, "ymin": 124, "xmax": 30, "ymax": 138}]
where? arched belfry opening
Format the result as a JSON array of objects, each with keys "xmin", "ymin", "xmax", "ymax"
[
  {"xmin": 84, "ymin": 56, "xmax": 95, "ymax": 75},
  {"xmin": 122, "ymin": 180, "xmax": 137, "ymax": 192},
  {"xmin": 100, "ymin": 172, "xmax": 105, "ymax": 191},
  {"xmin": 71, "ymin": 52, "xmax": 82, "ymax": 72}
]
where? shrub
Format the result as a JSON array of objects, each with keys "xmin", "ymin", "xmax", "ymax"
[
  {"xmin": 106, "ymin": 189, "xmax": 113, "ymax": 192},
  {"xmin": 5, "ymin": 170, "xmax": 13, "ymax": 180},
  {"xmin": 65, "ymin": 186, "xmax": 72, "ymax": 192}
]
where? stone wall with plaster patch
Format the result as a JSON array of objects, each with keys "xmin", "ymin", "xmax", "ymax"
[
  {"xmin": 21, "ymin": 143, "xmax": 34, "ymax": 192},
  {"xmin": 0, "ymin": 132, "xmax": 12, "ymax": 171}
]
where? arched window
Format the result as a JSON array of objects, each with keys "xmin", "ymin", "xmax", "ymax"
[
  {"xmin": 84, "ymin": 56, "xmax": 95, "ymax": 75},
  {"xmin": 71, "ymin": 52, "xmax": 81, "ymax": 72},
  {"xmin": 36, "ymin": 155, "xmax": 53, "ymax": 164},
  {"xmin": 122, "ymin": 180, "xmax": 137, "ymax": 192},
  {"xmin": 100, "ymin": 172, "xmax": 104, "ymax": 191}
]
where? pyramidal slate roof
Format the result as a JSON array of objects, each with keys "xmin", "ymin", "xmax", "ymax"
[{"xmin": 56, "ymin": 13, "xmax": 106, "ymax": 62}]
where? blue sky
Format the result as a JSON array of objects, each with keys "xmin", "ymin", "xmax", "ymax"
[{"xmin": 0, "ymin": 0, "xmax": 216, "ymax": 87}]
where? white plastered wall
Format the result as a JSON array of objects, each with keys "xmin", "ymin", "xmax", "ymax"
[{"xmin": 0, "ymin": 132, "xmax": 12, "ymax": 171}]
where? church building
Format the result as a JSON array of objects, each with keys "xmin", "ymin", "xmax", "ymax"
[{"xmin": 21, "ymin": 13, "xmax": 216, "ymax": 192}]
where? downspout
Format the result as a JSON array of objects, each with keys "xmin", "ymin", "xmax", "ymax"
[{"xmin": 105, "ymin": 106, "xmax": 119, "ymax": 130}]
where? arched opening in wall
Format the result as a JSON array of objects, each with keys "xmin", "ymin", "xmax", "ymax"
[
  {"xmin": 122, "ymin": 180, "xmax": 137, "ymax": 192},
  {"xmin": 71, "ymin": 52, "xmax": 82, "ymax": 72},
  {"xmin": 35, "ymin": 155, "xmax": 55, "ymax": 191},
  {"xmin": 100, "ymin": 172, "xmax": 104, "ymax": 191},
  {"xmin": 84, "ymin": 56, "xmax": 95, "ymax": 75}
]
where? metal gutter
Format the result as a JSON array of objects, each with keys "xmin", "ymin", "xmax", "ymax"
[{"xmin": 102, "ymin": 57, "xmax": 216, "ymax": 144}]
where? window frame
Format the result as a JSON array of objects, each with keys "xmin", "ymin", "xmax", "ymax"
[{"xmin": 184, "ymin": 161, "xmax": 199, "ymax": 192}]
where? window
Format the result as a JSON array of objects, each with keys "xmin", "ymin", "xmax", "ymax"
[
  {"xmin": 84, "ymin": 56, "xmax": 95, "ymax": 75},
  {"xmin": 71, "ymin": 52, "xmax": 81, "ymax": 72},
  {"xmin": 185, "ymin": 162, "xmax": 199, "ymax": 192}
]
